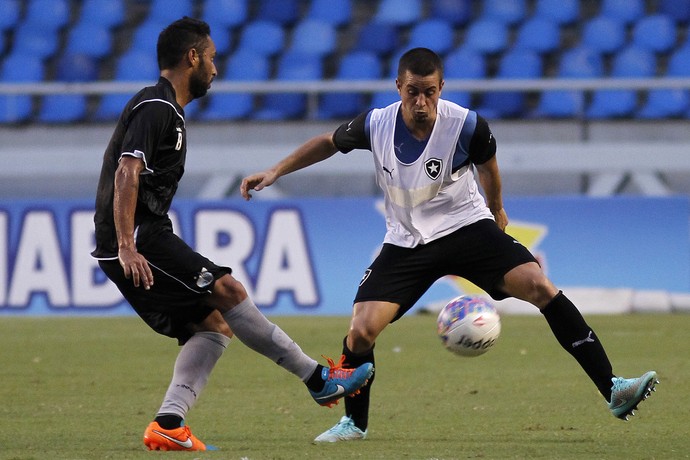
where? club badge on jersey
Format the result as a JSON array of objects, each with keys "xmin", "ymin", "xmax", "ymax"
[{"xmin": 424, "ymin": 158, "xmax": 443, "ymax": 180}]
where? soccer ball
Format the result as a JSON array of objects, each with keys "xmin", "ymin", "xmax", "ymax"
[{"xmin": 437, "ymin": 295, "xmax": 501, "ymax": 357}]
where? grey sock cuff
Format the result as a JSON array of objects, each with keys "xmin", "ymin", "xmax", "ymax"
[
  {"xmin": 222, "ymin": 297, "xmax": 253, "ymax": 322},
  {"xmin": 194, "ymin": 330, "xmax": 231, "ymax": 349}
]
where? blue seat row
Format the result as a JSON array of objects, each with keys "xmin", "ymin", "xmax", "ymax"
[{"xmin": 2, "ymin": 0, "xmax": 690, "ymax": 123}]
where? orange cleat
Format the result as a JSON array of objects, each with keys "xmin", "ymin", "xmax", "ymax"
[{"xmin": 143, "ymin": 421, "xmax": 211, "ymax": 451}]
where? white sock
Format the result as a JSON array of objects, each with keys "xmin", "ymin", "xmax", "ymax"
[
  {"xmin": 222, "ymin": 297, "xmax": 318, "ymax": 381},
  {"xmin": 157, "ymin": 331, "xmax": 230, "ymax": 418}
]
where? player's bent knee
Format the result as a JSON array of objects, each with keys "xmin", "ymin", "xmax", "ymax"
[
  {"xmin": 525, "ymin": 279, "xmax": 559, "ymax": 309},
  {"xmin": 208, "ymin": 274, "xmax": 248, "ymax": 310},
  {"xmin": 504, "ymin": 262, "xmax": 558, "ymax": 307},
  {"xmin": 348, "ymin": 324, "xmax": 379, "ymax": 351}
]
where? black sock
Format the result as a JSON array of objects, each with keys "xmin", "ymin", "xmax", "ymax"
[
  {"xmin": 305, "ymin": 364, "xmax": 326, "ymax": 392},
  {"xmin": 341, "ymin": 336, "xmax": 375, "ymax": 432},
  {"xmin": 541, "ymin": 291, "xmax": 615, "ymax": 401},
  {"xmin": 154, "ymin": 414, "xmax": 183, "ymax": 429}
]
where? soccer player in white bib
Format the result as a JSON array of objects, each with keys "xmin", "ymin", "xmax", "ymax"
[{"xmin": 241, "ymin": 48, "xmax": 658, "ymax": 442}]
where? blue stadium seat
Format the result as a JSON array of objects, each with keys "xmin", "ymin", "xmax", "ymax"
[
  {"xmin": 202, "ymin": 0, "xmax": 248, "ymax": 29},
  {"xmin": 318, "ymin": 51, "xmax": 381, "ymax": 119},
  {"xmin": 0, "ymin": 95, "xmax": 35, "ymax": 123},
  {"xmin": 638, "ymin": 47, "xmax": 690, "ymax": 118},
  {"xmin": 39, "ymin": 95, "xmax": 88, "ymax": 123},
  {"xmin": 611, "ymin": 46, "xmax": 656, "ymax": 78},
  {"xmin": 184, "ymin": 98, "xmax": 203, "ymax": 120},
  {"xmin": 65, "ymin": 23, "xmax": 113, "ymax": 60},
  {"xmin": 12, "ymin": 24, "xmax": 60, "ymax": 59},
  {"xmin": 534, "ymin": 47, "xmax": 603, "ymax": 118},
  {"xmin": 23, "ymin": 0, "xmax": 70, "ymax": 31},
  {"xmin": 600, "ymin": 0, "xmax": 645, "ymax": 25},
  {"xmin": 78, "ymin": 0, "xmax": 125, "ymax": 29},
  {"xmin": 353, "ymin": 20, "xmax": 399, "ymax": 56},
  {"xmin": 146, "ymin": 0, "xmax": 194, "ymax": 24},
  {"xmin": 203, "ymin": 0, "xmax": 244, "ymax": 55},
  {"xmin": 200, "ymin": 51, "xmax": 270, "ymax": 120},
  {"xmin": 477, "ymin": 49, "xmax": 542, "ymax": 118},
  {"xmin": 514, "ymin": 17, "xmax": 560, "ymax": 54},
  {"xmin": 237, "ymin": 20, "xmax": 286, "ymax": 57},
  {"xmin": 208, "ymin": 24, "xmax": 233, "ymax": 56},
  {"xmin": 463, "ymin": 19, "xmax": 508, "ymax": 55},
  {"xmin": 56, "ymin": 53, "xmax": 100, "ymax": 82},
  {"xmin": 637, "ymin": 90, "xmax": 689, "ymax": 119},
  {"xmin": 659, "ymin": 0, "xmax": 690, "ymax": 24},
  {"xmin": 307, "ymin": 0, "xmax": 352, "ymax": 28},
  {"xmin": 44, "ymin": 52, "xmax": 95, "ymax": 123},
  {"xmin": 369, "ymin": 51, "xmax": 405, "ymax": 109},
  {"xmin": 498, "ymin": 49, "xmax": 543, "ymax": 77},
  {"xmin": 443, "ymin": 47, "xmax": 486, "ymax": 107},
  {"xmin": 581, "ymin": 16, "xmax": 626, "ymax": 54},
  {"xmin": 0, "ymin": 0, "xmax": 21, "ymax": 32},
  {"xmin": 113, "ymin": 50, "xmax": 159, "ymax": 81},
  {"xmin": 0, "ymin": 54, "xmax": 44, "ymax": 123},
  {"xmin": 632, "ymin": 14, "xmax": 677, "ymax": 54},
  {"xmin": 667, "ymin": 47, "xmax": 690, "ymax": 76},
  {"xmin": 370, "ymin": 91, "xmax": 399, "ymax": 109},
  {"xmin": 375, "ymin": 0, "xmax": 422, "ymax": 27},
  {"xmin": 1, "ymin": 53, "xmax": 46, "ymax": 82},
  {"xmin": 257, "ymin": 0, "xmax": 299, "ymax": 26},
  {"xmin": 587, "ymin": 46, "xmax": 655, "ymax": 119},
  {"xmin": 445, "ymin": 47, "xmax": 487, "ymax": 79},
  {"xmin": 558, "ymin": 46, "xmax": 605, "ymax": 78},
  {"xmin": 129, "ymin": 20, "xmax": 168, "ymax": 53},
  {"xmin": 370, "ymin": 91, "xmax": 401, "ymax": 110},
  {"xmin": 534, "ymin": 0, "xmax": 579, "ymax": 25},
  {"xmin": 406, "ymin": 19, "xmax": 455, "ymax": 55},
  {"xmin": 95, "ymin": 98, "xmax": 130, "ymax": 122},
  {"xmin": 480, "ymin": 0, "xmax": 527, "ymax": 26},
  {"xmin": 254, "ymin": 53, "xmax": 323, "ymax": 120},
  {"xmin": 535, "ymin": 90, "xmax": 585, "ymax": 118},
  {"xmin": 95, "ymin": 50, "xmax": 160, "ymax": 121},
  {"xmin": 430, "ymin": 0, "xmax": 472, "ymax": 26},
  {"xmin": 288, "ymin": 19, "xmax": 337, "ymax": 57}
]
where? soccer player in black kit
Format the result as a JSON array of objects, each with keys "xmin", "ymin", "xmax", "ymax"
[{"xmin": 91, "ymin": 17, "xmax": 372, "ymax": 451}]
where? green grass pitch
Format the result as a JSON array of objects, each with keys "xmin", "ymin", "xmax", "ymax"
[{"xmin": 0, "ymin": 313, "xmax": 687, "ymax": 460}]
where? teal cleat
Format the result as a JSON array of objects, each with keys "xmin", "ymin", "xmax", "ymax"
[
  {"xmin": 309, "ymin": 355, "xmax": 374, "ymax": 408},
  {"xmin": 608, "ymin": 371, "xmax": 659, "ymax": 420},
  {"xmin": 314, "ymin": 416, "xmax": 368, "ymax": 443}
]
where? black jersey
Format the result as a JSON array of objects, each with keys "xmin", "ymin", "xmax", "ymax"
[{"xmin": 92, "ymin": 77, "xmax": 187, "ymax": 259}]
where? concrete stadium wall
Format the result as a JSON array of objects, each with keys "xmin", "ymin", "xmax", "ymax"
[{"xmin": 4, "ymin": 120, "xmax": 690, "ymax": 199}]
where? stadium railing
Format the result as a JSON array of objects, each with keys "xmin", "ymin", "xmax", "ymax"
[{"xmin": 1, "ymin": 77, "xmax": 690, "ymax": 125}]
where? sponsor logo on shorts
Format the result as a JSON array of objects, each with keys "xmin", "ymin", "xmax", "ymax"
[{"xmin": 196, "ymin": 267, "xmax": 214, "ymax": 288}]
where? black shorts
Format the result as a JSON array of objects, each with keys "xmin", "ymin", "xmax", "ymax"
[
  {"xmin": 98, "ymin": 220, "xmax": 231, "ymax": 344},
  {"xmin": 354, "ymin": 219, "xmax": 537, "ymax": 322}
]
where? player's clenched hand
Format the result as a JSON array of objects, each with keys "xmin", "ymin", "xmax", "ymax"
[
  {"xmin": 492, "ymin": 208, "xmax": 509, "ymax": 232},
  {"xmin": 118, "ymin": 247, "xmax": 154, "ymax": 289},
  {"xmin": 240, "ymin": 171, "xmax": 277, "ymax": 200}
]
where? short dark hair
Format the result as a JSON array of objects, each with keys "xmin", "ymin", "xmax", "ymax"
[
  {"xmin": 397, "ymin": 47, "xmax": 444, "ymax": 81},
  {"xmin": 157, "ymin": 17, "xmax": 211, "ymax": 70}
]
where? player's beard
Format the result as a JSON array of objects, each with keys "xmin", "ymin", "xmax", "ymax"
[
  {"xmin": 413, "ymin": 111, "xmax": 429, "ymax": 123},
  {"xmin": 189, "ymin": 60, "xmax": 212, "ymax": 99}
]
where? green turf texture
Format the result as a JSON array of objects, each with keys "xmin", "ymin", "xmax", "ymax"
[{"xmin": 0, "ymin": 313, "xmax": 686, "ymax": 460}]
